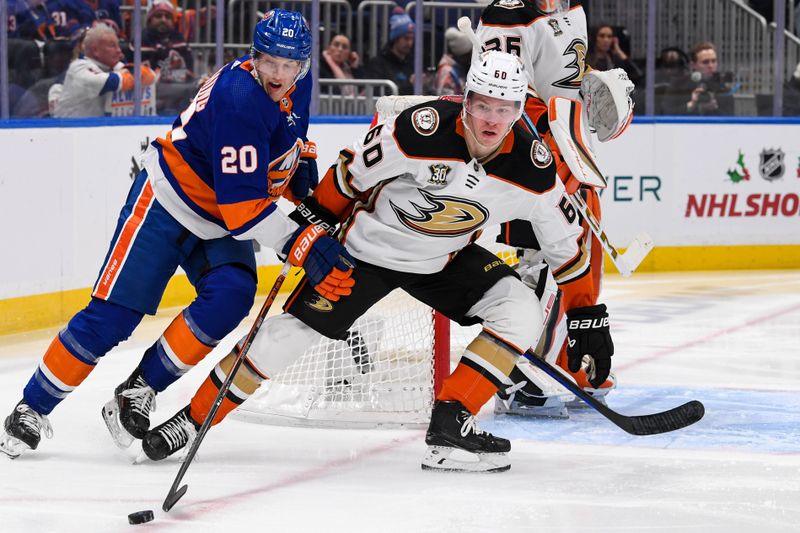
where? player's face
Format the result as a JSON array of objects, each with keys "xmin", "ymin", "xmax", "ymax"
[
  {"xmin": 464, "ymin": 93, "xmax": 519, "ymax": 147},
  {"xmin": 90, "ymin": 33, "xmax": 124, "ymax": 69},
  {"xmin": 255, "ymin": 54, "xmax": 303, "ymax": 102}
]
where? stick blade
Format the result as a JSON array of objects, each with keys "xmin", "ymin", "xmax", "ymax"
[
  {"xmin": 162, "ymin": 484, "xmax": 188, "ymax": 512},
  {"xmin": 619, "ymin": 231, "xmax": 654, "ymax": 277},
  {"xmin": 625, "ymin": 400, "xmax": 705, "ymax": 436}
]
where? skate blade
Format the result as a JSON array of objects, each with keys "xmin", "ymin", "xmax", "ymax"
[
  {"xmin": 101, "ymin": 400, "xmax": 135, "ymax": 450},
  {"xmin": 0, "ymin": 431, "xmax": 30, "ymax": 459},
  {"xmin": 421, "ymin": 446, "xmax": 510, "ymax": 473}
]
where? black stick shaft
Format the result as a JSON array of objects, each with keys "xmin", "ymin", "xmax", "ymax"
[
  {"xmin": 163, "ymin": 262, "xmax": 292, "ymax": 512},
  {"xmin": 522, "ymin": 351, "xmax": 704, "ymax": 436}
]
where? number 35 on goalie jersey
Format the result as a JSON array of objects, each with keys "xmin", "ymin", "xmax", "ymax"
[{"xmin": 311, "ymin": 100, "xmax": 593, "ymax": 306}]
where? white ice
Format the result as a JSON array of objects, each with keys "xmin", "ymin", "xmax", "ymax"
[{"xmin": 1, "ymin": 270, "xmax": 799, "ymax": 532}]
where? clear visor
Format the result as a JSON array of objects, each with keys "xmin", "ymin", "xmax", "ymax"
[
  {"xmin": 463, "ymin": 91, "xmax": 521, "ymax": 125},
  {"xmin": 536, "ymin": 0, "xmax": 570, "ymax": 15},
  {"xmin": 254, "ymin": 53, "xmax": 307, "ymax": 79}
]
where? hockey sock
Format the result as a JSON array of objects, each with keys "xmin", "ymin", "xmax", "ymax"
[
  {"xmin": 139, "ymin": 309, "xmax": 218, "ymax": 392},
  {"xmin": 437, "ymin": 333, "xmax": 516, "ymax": 415},
  {"xmin": 139, "ymin": 264, "xmax": 256, "ymax": 391},
  {"xmin": 24, "ymin": 298, "xmax": 142, "ymax": 415},
  {"xmin": 189, "ymin": 346, "xmax": 265, "ymax": 426}
]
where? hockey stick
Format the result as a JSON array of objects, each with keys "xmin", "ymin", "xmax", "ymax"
[
  {"xmin": 456, "ymin": 16, "xmax": 653, "ymax": 277},
  {"xmin": 521, "ymin": 350, "xmax": 705, "ymax": 435},
  {"xmin": 162, "ymin": 262, "xmax": 292, "ymax": 512}
]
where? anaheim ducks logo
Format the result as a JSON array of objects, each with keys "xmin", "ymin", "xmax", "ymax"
[
  {"xmin": 305, "ymin": 294, "xmax": 333, "ymax": 312},
  {"xmin": 390, "ymin": 189, "xmax": 489, "ymax": 237}
]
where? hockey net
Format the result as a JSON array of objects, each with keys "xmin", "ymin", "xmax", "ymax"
[{"xmin": 234, "ymin": 96, "xmax": 509, "ymax": 429}]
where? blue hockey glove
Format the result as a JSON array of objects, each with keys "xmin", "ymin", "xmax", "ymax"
[{"xmin": 283, "ymin": 225, "xmax": 355, "ymax": 301}]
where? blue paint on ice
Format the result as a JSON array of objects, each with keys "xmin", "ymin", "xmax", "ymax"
[{"xmin": 481, "ymin": 386, "xmax": 800, "ymax": 454}]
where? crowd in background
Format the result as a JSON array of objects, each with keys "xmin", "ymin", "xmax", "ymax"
[{"xmin": 4, "ymin": 0, "xmax": 800, "ymax": 118}]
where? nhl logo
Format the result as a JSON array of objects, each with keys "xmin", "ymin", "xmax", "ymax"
[
  {"xmin": 531, "ymin": 140, "xmax": 553, "ymax": 168},
  {"xmin": 428, "ymin": 164, "xmax": 451, "ymax": 186},
  {"xmin": 412, "ymin": 107, "xmax": 439, "ymax": 136},
  {"xmin": 548, "ymin": 19, "xmax": 563, "ymax": 36},
  {"xmin": 759, "ymin": 148, "xmax": 785, "ymax": 181}
]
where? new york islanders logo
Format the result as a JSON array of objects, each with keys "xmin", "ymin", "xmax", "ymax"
[{"xmin": 390, "ymin": 189, "xmax": 489, "ymax": 237}]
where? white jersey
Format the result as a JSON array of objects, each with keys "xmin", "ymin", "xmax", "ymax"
[
  {"xmin": 316, "ymin": 101, "xmax": 589, "ymax": 285},
  {"xmin": 53, "ymin": 57, "xmax": 127, "ymax": 118},
  {"xmin": 477, "ymin": 0, "xmax": 587, "ymax": 103}
]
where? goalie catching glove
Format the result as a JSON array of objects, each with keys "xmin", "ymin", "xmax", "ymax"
[
  {"xmin": 566, "ymin": 304, "xmax": 614, "ymax": 388},
  {"xmin": 581, "ymin": 68, "xmax": 634, "ymax": 142},
  {"xmin": 283, "ymin": 225, "xmax": 356, "ymax": 301}
]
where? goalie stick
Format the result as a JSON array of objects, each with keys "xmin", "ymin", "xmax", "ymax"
[
  {"xmin": 456, "ymin": 16, "xmax": 653, "ymax": 277},
  {"xmin": 162, "ymin": 262, "xmax": 292, "ymax": 512},
  {"xmin": 522, "ymin": 350, "xmax": 705, "ymax": 435}
]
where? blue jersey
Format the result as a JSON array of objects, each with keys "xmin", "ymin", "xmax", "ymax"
[{"xmin": 145, "ymin": 55, "xmax": 312, "ymax": 249}]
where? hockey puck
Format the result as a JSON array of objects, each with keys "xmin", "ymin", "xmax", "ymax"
[{"xmin": 128, "ymin": 510, "xmax": 154, "ymax": 525}]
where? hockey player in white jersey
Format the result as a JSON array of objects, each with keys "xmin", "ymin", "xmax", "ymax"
[
  {"xmin": 476, "ymin": 0, "xmax": 633, "ymax": 417},
  {"xmin": 142, "ymin": 50, "xmax": 614, "ymax": 472}
]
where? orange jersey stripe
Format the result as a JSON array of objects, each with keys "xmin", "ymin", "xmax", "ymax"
[
  {"xmin": 42, "ymin": 337, "xmax": 94, "ymax": 388},
  {"xmin": 218, "ymin": 197, "xmax": 275, "ymax": 233},
  {"xmin": 314, "ymin": 168, "xmax": 354, "ymax": 219},
  {"xmin": 436, "ymin": 363, "xmax": 498, "ymax": 415},
  {"xmin": 162, "ymin": 313, "xmax": 214, "ymax": 366},
  {"xmin": 158, "ymin": 132, "xmax": 223, "ymax": 220},
  {"xmin": 94, "ymin": 180, "xmax": 155, "ymax": 300}
]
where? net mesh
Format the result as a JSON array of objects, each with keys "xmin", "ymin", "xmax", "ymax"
[{"xmin": 235, "ymin": 290, "xmax": 439, "ymax": 428}]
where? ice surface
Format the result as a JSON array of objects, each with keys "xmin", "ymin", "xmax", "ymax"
[{"xmin": 1, "ymin": 270, "xmax": 798, "ymax": 532}]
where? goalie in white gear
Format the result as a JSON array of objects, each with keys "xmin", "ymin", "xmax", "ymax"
[
  {"xmin": 142, "ymin": 50, "xmax": 615, "ymax": 473},
  {"xmin": 476, "ymin": 0, "xmax": 630, "ymax": 417}
]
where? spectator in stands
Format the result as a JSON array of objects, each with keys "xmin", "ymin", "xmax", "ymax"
[
  {"xmin": 319, "ymin": 33, "xmax": 362, "ymax": 96},
  {"xmin": 51, "ymin": 24, "xmax": 155, "ymax": 117},
  {"xmin": 15, "ymin": 0, "xmax": 124, "ymax": 40},
  {"xmin": 363, "ymin": 11, "xmax": 415, "ymax": 95},
  {"xmin": 141, "ymin": 0, "xmax": 193, "ymax": 82},
  {"xmin": 434, "ymin": 26, "xmax": 471, "ymax": 96},
  {"xmin": 662, "ymin": 41, "xmax": 735, "ymax": 116},
  {"xmin": 586, "ymin": 24, "xmax": 643, "ymax": 86},
  {"xmin": 13, "ymin": 40, "xmax": 74, "ymax": 117}
]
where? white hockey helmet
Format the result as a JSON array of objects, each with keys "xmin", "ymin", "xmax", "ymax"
[
  {"xmin": 463, "ymin": 50, "xmax": 527, "ymax": 124},
  {"xmin": 536, "ymin": 0, "xmax": 570, "ymax": 15}
]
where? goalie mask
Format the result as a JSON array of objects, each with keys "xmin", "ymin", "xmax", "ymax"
[
  {"xmin": 536, "ymin": 0, "xmax": 570, "ymax": 15},
  {"xmin": 251, "ymin": 9, "xmax": 312, "ymax": 98},
  {"xmin": 462, "ymin": 51, "xmax": 527, "ymax": 149}
]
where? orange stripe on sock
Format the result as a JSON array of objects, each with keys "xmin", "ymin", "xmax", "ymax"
[
  {"xmin": 436, "ymin": 363, "xmax": 497, "ymax": 415},
  {"xmin": 42, "ymin": 337, "xmax": 94, "ymax": 388},
  {"xmin": 163, "ymin": 313, "xmax": 213, "ymax": 366},
  {"xmin": 189, "ymin": 376, "xmax": 238, "ymax": 426}
]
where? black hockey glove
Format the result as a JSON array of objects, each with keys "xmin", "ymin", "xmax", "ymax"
[{"xmin": 566, "ymin": 304, "xmax": 614, "ymax": 389}]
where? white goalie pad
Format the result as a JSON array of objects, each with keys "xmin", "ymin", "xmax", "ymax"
[
  {"xmin": 581, "ymin": 68, "xmax": 634, "ymax": 142},
  {"xmin": 547, "ymin": 96, "xmax": 607, "ymax": 189}
]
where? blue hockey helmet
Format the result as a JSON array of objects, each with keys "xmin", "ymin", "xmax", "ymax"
[{"xmin": 251, "ymin": 9, "xmax": 312, "ymax": 80}]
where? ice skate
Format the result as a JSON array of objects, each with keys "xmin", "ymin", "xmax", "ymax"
[
  {"xmin": 494, "ymin": 361, "xmax": 575, "ymax": 418},
  {"xmin": 566, "ymin": 370, "xmax": 617, "ymax": 408},
  {"xmin": 422, "ymin": 400, "xmax": 510, "ymax": 473},
  {"xmin": 0, "ymin": 401, "xmax": 53, "ymax": 459},
  {"xmin": 142, "ymin": 406, "xmax": 199, "ymax": 461},
  {"xmin": 102, "ymin": 368, "xmax": 157, "ymax": 449}
]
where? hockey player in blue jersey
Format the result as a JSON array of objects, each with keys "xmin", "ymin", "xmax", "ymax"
[{"xmin": 0, "ymin": 9, "xmax": 355, "ymax": 459}]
